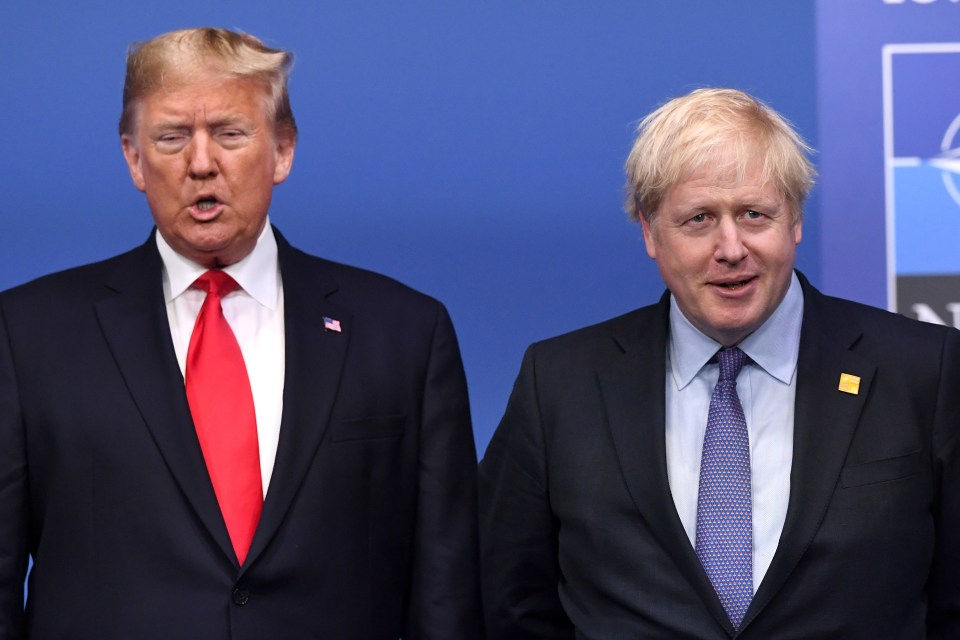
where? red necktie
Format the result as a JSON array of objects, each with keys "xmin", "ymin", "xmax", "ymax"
[{"xmin": 185, "ymin": 270, "xmax": 262, "ymax": 565}]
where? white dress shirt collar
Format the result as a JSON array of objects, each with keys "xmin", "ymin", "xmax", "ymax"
[
  {"xmin": 669, "ymin": 271, "xmax": 804, "ymax": 389},
  {"xmin": 155, "ymin": 220, "xmax": 280, "ymax": 308}
]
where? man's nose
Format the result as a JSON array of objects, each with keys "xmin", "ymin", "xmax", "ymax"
[
  {"xmin": 714, "ymin": 217, "xmax": 748, "ymax": 263},
  {"xmin": 187, "ymin": 132, "xmax": 219, "ymax": 178}
]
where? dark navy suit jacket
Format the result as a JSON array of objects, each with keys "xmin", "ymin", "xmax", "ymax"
[
  {"xmin": 0, "ymin": 229, "xmax": 483, "ymax": 639},
  {"xmin": 480, "ymin": 273, "xmax": 960, "ymax": 639}
]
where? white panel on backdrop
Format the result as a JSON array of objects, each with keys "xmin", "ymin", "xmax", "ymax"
[
  {"xmin": 817, "ymin": 0, "xmax": 960, "ymax": 321},
  {"xmin": 883, "ymin": 43, "xmax": 960, "ymax": 323}
]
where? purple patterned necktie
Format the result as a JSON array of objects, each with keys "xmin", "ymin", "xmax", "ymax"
[{"xmin": 695, "ymin": 347, "xmax": 752, "ymax": 628}]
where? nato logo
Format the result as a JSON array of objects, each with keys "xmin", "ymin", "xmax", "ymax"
[
  {"xmin": 883, "ymin": 43, "xmax": 960, "ymax": 324},
  {"xmin": 930, "ymin": 113, "xmax": 960, "ymax": 208}
]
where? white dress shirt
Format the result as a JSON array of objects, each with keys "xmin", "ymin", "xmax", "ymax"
[
  {"xmin": 664, "ymin": 272, "xmax": 803, "ymax": 593},
  {"xmin": 156, "ymin": 221, "xmax": 285, "ymax": 497}
]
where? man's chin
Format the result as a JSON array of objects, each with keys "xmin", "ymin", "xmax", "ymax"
[
  {"xmin": 175, "ymin": 239, "xmax": 250, "ymax": 269},
  {"xmin": 700, "ymin": 314, "xmax": 763, "ymax": 346}
]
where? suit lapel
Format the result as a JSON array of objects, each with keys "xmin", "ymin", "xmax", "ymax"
[
  {"xmin": 598, "ymin": 294, "xmax": 735, "ymax": 634},
  {"xmin": 594, "ymin": 278, "xmax": 877, "ymax": 634},
  {"xmin": 743, "ymin": 279, "xmax": 875, "ymax": 629},
  {"xmin": 95, "ymin": 232, "xmax": 353, "ymax": 569},
  {"xmin": 243, "ymin": 235, "xmax": 350, "ymax": 567},
  {"xmin": 94, "ymin": 238, "xmax": 235, "ymax": 562}
]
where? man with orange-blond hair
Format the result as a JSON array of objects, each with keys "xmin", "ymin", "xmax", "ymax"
[{"xmin": 0, "ymin": 27, "xmax": 482, "ymax": 639}]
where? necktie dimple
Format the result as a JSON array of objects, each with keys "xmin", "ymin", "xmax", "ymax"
[
  {"xmin": 185, "ymin": 270, "xmax": 262, "ymax": 565},
  {"xmin": 695, "ymin": 346, "xmax": 752, "ymax": 628}
]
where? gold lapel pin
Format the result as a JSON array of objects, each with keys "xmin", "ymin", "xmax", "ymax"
[{"xmin": 838, "ymin": 373, "xmax": 861, "ymax": 395}]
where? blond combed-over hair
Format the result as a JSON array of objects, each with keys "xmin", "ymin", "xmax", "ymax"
[
  {"xmin": 118, "ymin": 27, "xmax": 296, "ymax": 139},
  {"xmin": 624, "ymin": 88, "xmax": 815, "ymax": 223}
]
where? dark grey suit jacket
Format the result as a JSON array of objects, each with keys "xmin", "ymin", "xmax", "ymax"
[
  {"xmin": 479, "ymin": 273, "xmax": 960, "ymax": 639},
  {"xmin": 0, "ymin": 229, "xmax": 483, "ymax": 639}
]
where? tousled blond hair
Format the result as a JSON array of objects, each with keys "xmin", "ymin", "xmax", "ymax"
[
  {"xmin": 624, "ymin": 88, "xmax": 815, "ymax": 223},
  {"xmin": 118, "ymin": 27, "xmax": 296, "ymax": 139}
]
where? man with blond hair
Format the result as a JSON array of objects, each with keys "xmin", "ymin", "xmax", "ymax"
[
  {"xmin": 0, "ymin": 27, "xmax": 482, "ymax": 638},
  {"xmin": 480, "ymin": 88, "xmax": 960, "ymax": 638}
]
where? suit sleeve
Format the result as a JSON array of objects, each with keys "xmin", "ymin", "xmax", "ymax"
[
  {"xmin": 404, "ymin": 304, "xmax": 484, "ymax": 639},
  {"xmin": 478, "ymin": 345, "xmax": 575, "ymax": 639},
  {"xmin": 928, "ymin": 328, "xmax": 960, "ymax": 638},
  {"xmin": 0, "ymin": 303, "xmax": 28, "ymax": 639}
]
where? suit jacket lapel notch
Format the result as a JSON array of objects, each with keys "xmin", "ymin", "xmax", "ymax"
[
  {"xmin": 597, "ymin": 293, "xmax": 734, "ymax": 632},
  {"xmin": 95, "ymin": 238, "xmax": 235, "ymax": 562}
]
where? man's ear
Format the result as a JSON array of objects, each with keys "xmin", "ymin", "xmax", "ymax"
[
  {"xmin": 639, "ymin": 213, "xmax": 657, "ymax": 259},
  {"xmin": 121, "ymin": 135, "xmax": 146, "ymax": 192},
  {"xmin": 272, "ymin": 132, "xmax": 296, "ymax": 185}
]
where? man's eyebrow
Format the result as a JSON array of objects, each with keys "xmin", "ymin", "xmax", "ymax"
[
  {"xmin": 743, "ymin": 195, "xmax": 783, "ymax": 209},
  {"xmin": 207, "ymin": 113, "xmax": 254, "ymax": 126},
  {"xmin": 145, "ymin": 118, "xmax": 193, "ymax": 132}
]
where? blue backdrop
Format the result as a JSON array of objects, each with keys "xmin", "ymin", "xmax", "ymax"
[{"xmin": 2, "ymin": 2, "xmax": 818, "ymax": 454}]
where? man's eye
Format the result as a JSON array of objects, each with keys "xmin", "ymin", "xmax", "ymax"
[
  {"xmin": 690, "ymin": 213, "xmax": 707, "ymax": 224},
  {"xmin": 745, "ymin": 209, "xmax": 763, "ymax": 219},
  {"xmin": 157, "ymin": 133, "xmax": 187, "ymax": 145},
  {"xmin": 217, "ymin": 129, "xmax": 247, "ymax": 142}
]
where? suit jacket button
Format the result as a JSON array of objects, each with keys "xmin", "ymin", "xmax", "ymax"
[{"xmin": 232, "ymin": 588, "xmax": 250, "ymax": 606}]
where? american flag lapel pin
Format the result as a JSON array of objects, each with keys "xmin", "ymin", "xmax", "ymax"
[{"xmin": 323, "ymin": 316, "xmax": 342, "ymax": 333}]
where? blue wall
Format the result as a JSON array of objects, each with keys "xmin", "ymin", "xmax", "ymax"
[{"xmin": 1, "ymin": 2, "xmax": 817, "ymax": 454}]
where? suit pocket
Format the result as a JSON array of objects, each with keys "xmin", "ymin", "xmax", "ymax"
[
  {"xmin": 840, "ymin": 449, "xmax": 923, "ymax": 488},
  {"xmin": 331, "ymin": 414, "xmax": 407, "ymax": 442}
]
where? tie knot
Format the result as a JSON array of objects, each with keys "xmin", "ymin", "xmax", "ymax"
[
  {"xmin": 717, "ymin": 347, "xmax": 747, "ymax": 382},
  {"xmin": 193, "ymin": 270, "xmax": 239, "ymax": 299}
]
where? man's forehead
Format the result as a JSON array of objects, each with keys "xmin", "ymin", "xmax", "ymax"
[
  {"xmin": 659, "ymin": 158, "xmax": 786, "ymax": 216},
  {"xmin": 138, "ymin": 75, "xmax": 268, "ymax": 114},
  {"xmin": 679, "ymin": 161, "xmax": 765, "ymax": 190},
  {"xmin": 126, "ymin": 81, "xmax": 269, "ymax": 141},
  {"xmin": 675, "ymin": 135, "xmax": 772, "ymax": 181}
]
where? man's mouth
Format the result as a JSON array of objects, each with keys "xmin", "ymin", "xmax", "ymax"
[
  {"xmin": 715, "ymin": 277, "xmax": 755, "ymax": 290},
  {"xmin": 196, "ymin": 197, "xmax": 219, "ymax": 211}
]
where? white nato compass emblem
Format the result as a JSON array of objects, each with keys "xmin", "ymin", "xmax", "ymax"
[{"xmin": 927, "ymin": 113, "xmax": 960, "ymax": 208}]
